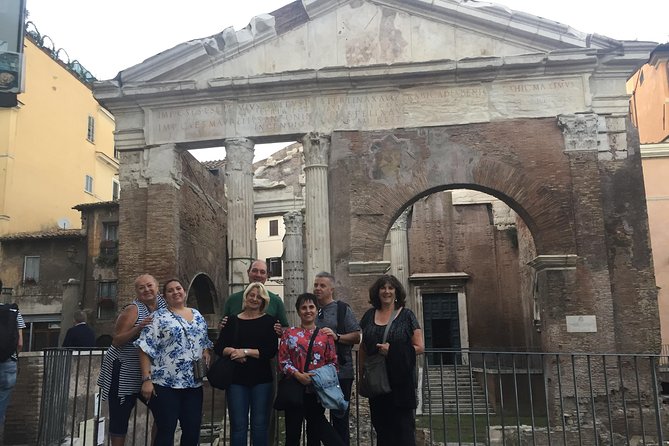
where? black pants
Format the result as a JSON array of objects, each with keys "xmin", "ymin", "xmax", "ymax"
[
  {"xmin": 285, "ymin": 392, "xmax": 344, "ymax": 446},
  {"xmin": 331, "ymin": 378, "xmax": 352, "ymax": 446},
  {"xmin": 369, "ymin": 393, "xmax": 416, "ymax": 446}
]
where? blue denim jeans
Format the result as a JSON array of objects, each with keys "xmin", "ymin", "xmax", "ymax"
[
  {"xmin": 0, "ymin": 360, "xmax": 18, "ymax": 425},
  {"xmin": 149, "ymin": 385, "xmax": 203, "ymax": 446},
  {"xmin": 227, "ymin": 382, "xmax": 273, "ymax": 446}
]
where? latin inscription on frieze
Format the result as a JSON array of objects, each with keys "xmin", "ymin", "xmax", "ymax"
[{"xmin": 147, "ymin": 76, "xmax": 585, "ymax": 144}]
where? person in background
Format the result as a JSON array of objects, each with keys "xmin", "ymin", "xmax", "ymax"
[
  {"xmin": 215, "ymin": 282, "xmax": 278, "ymax": 446},
  {"xmin": 137, "ymin": 278, "xmax": 212, "ymax": 446},
  {"xmin": 0, "ymin": 302, "xmax": 25, "ymax": 443},
  {"xmin": 97, "ymin": 274, "xmax": 166, "ymax": 446},
  {"xmin": 62, "ymin": 310, "xmax": 96, "ymax": 348},
  {"xmin": 278, "ymin": 293, "xmax": 344, "ymax": 446},
  {"xmin": 358, "ymin": 274, "xmax": 424, "ymax": 446}
]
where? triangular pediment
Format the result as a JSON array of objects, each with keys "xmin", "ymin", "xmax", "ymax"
[{"xmin": 114, "ymin": 0, "xmax": 626, "ymax": 85}]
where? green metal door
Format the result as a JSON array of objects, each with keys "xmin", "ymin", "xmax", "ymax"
[{"xmin": 423, "ymin": 293, "xmax": 461, "ymax": 365}]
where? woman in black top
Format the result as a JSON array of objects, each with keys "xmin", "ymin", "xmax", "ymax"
[
  {"xmin": 359, "ymin": 275, "xmax": 424, "ymax": 446},
  {"xmin": 215, "ymin": 282, "xmax": 278, "ymax": 446}
]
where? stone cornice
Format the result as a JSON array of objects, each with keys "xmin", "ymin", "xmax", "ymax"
[
  {"xmin": 95, "ymin": 50, "xmax": 638, "ymax": 107},
  {"xmin": 528, "ymin": 255, "xmax": 578, "ymax": 271}
]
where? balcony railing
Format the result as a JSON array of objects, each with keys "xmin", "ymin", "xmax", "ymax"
[{"xmin": 22, "ymin": 348, "xmax": 669, "ymax": 446}]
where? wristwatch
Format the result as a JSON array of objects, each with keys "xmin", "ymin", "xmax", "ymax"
[
  {"xmin": 142, "ymin": 376, "xmax": 152, "ymax": 382},
  {"xmin": 243, "ymin": 349, "xmax": 249, "ymax": 356},
  {"xmin": 335, "ymin": 333, "xmax": 341, "ymax": 342}
]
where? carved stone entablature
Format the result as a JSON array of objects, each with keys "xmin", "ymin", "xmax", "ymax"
[
  {"xmin": 283, "ymin": 211, "xmax": 304, "ymax": 236},
  {"xmin": 224, "ymin": 138, "xmax": 254, "ymax": 171},
  {"xmin": 302, "ymin": 132, "xmax": 331, "ymax": 167},
  {"xmin": 558, "ymin": 114, "xmax": 599, "ymax": 152},
  {"xmin": 527, "ymin": 255, "xmax": 578, "ymax": 271}
]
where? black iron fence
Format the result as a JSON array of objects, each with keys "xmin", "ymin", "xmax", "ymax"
[{"xmin": 33, "ymin": 348, "xmax": 669, "ymax": 446}]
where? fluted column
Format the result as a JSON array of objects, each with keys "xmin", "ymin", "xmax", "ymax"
[
  {"xmin": 224, "ymin": 137, "xmax": 255, "ymax": 294},
  {"xmin": 283, "ymin": 211, "xmax": 304, "ymax": 327},
  {"xmin": 302, "ymin": 132, "xmax": 331, "ymax": 286},
  {"xmin": 390, "ymin": 208, "xmax": 410, "ymax": 292}
]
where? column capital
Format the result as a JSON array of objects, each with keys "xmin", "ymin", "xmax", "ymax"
[
  {"xmin": 391, "ymin": 209, "xmax": 410, "ymax": 231},
  {"xmin": 284, "ymin": 210, "xmax": 304, "ymax": 236},
  {"xmin": 224, "ymin": 137, "xmax": 255, "ymax": 170},
  {"xmin": 557, "ymin": 114, "xmax": 598, "ymax": 152},
  {"xmin": 302, "ymin": 132, "xmax": 331, "ymax": 167}
]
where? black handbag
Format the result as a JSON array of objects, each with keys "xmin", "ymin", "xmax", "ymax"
[
  {"xmin": 207, "ymin": 318, "xmax": 239, "ymax": 390},
  {"xmin": 273, "ymin": 328, "xmax": 320, "ymax": 410},
  {"xmin": 207, "ymin": 356, "xmax": 234, "ymax": 390},
  {"xmin": 358, "ymin": 309, "xmax": 398, "ymax": 398}
]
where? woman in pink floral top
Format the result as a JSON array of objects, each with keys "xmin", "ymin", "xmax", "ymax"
[{"xmin": 278, "ymin": 293, "xmax": 344, "ymax": 446}]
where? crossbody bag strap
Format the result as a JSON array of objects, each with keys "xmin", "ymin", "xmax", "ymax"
[
  {"xmin": 171, "ymin": 310, "xmax": 197, "ymax": 361},
  {"xmin": 381, "ymin": 309, "xmax": 399, "ymax": 344},
  {"xmin": 304, "ymin": 327, "xmax": 321, "ymax": 372}
]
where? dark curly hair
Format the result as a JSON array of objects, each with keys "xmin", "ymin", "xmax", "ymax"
[
  {"xmin": 368, "ymin": 274, "xmax": 406, "ymax": 310},
  {"xmin": 295, "ymin": 292, "xmax": 319, "ymax": 311}
]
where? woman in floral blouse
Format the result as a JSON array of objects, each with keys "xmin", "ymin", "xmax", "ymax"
[
  {"xmin": 278, "ymin": 293, "xmax": 344, "ymax": 446},
  {"xmin": 135, "ymin": 278, "xmax": 212, "ymax": 446}
]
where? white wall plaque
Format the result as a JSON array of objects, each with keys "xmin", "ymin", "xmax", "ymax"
[{"xmin": 565, "ymin": 315, "xmax": 597, "ymax": 333}]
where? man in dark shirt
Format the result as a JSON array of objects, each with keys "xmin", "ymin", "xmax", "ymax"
[
  {"xmin": 313, "ymin": 271, "xmax": 361, "ymax": 446},
  {"xmin": 62, "ymin": 310, "xmax": 96, "ymax": 348}
]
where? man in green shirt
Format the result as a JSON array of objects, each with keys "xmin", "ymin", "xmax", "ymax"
[{"xmin": 222, "ymin": 259, "xmax": 289, "ymax": 333}]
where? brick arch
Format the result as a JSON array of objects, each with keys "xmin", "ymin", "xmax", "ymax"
[
  {"xmin": 330, "ymin": 119, "xmax": 576, "ymax": 263},
  {"xmin": 186, "ymin": 273, "xmax": 218, "ymax": 315}
]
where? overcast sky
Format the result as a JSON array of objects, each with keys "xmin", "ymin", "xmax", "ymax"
[{"xmin": 24, "ymin": 0, "xmax": 668, "ymax": 161}]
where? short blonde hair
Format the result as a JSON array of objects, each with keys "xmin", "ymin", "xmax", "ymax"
[{"xmin": 242, "ymin": 282, "xmax": 270, "ymax": 311}]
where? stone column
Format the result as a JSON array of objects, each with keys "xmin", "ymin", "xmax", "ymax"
[
  {"xmin": 302, "ymin": 132, "xmax": 331, "ymax": 285},
  {"xmin": 224, "ymin": 138, "xmax": 255, "ymax": 294},
  {"xmin": 390, "ymin": 209, "xmax": 410, "ymax": 292},
  {"xmin": 283, "ymin": 211, "xmax": 304, "ymax": 327}
]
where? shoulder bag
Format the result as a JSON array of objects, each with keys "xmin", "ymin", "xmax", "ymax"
[
  {"xmin": 274, "ymin": 328, "xmax": 320, "ymax": 410},
  {"xmin": 358, "ymin": 309, "xmax": 398, "ymax": 398},
  {"xmin": 207, "ymin": 318, "xmax": 239, "ymax": 390}
]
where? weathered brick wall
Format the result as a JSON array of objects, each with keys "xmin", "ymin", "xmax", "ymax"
[
  {"xmin": 0, "ymin": 237, "xmax": 86, "ymax": 314},
  {"xmin": 329, "ymin": 118, "xmax": 658, "ymax": 355},
  {"xmin": 4, "ymin": 353, "xmax": 42, "ymax": 445},
  {"xmin": 330, "ymin": 120, "xmax": 574, "ymax": 320},
  {"xmin": 178, "ymin": 151, "xmax": 227, "ymax": 314},
  {"xmin": 117, "ymin": 149, "xmax": 227, "ymax": 311}
]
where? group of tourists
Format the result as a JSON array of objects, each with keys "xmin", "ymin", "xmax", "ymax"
[{"xmin": 97, "ymin": 260, "xmax": 424, "ymax": 446}]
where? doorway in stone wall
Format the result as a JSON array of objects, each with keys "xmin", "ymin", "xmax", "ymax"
[{"xmin": 423, "ymin": 292, "xmax": 461, "ymax": 365}]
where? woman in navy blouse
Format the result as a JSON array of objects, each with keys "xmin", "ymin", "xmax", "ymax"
[{"xmin": 278, "ymin": 293, "xmax": 344, "ymax": 446}]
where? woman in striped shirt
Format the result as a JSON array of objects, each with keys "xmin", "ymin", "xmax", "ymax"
[{"xmin": 97, "ymin": 274, "xmax": 166, "ymax": 446}]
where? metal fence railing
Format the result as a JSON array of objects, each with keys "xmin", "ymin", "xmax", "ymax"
[{"xmin": 29, "ymin": 348, "xmax": 669, "ymax": 446}]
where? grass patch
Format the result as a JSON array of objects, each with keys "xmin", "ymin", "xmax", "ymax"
[{"xmin": 417, "ymin": 414, "xmax": 549, "ymax": 443}]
